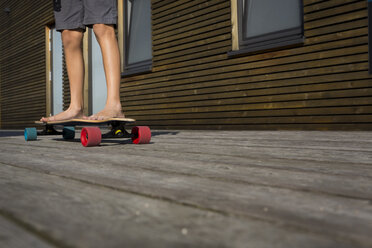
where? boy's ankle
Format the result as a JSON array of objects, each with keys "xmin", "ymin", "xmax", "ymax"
[
  {"xmin": 106, "ymin": 102, "xmax": 122, "ymax": 110},
  {"xmin": 68, "ymin": 105, "xmax": 84, "ymax": 113}
]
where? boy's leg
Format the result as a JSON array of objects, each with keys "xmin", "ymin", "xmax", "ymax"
[
  {"xmin": 87, "ymin": 24, "xmax": 124, "ymax": 120},
  {"xmin": 41, "ymin": 30, "xmax": 85, "ymax": 122},
  {"xmin": 41, "ymin": 0, "xmax": 86, "ymax": 122}
]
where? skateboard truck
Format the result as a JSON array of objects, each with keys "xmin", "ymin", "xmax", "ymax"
[
  {"xmin": 39, "ymin": 124, "xmax": 62, "ymax": 136},
  {"xmin": 102, "ymin": 121, "xmax": 133, "ymax": 139}
]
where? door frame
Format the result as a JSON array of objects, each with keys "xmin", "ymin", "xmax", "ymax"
[{"xmin": 45, "ymin": 25, "xmax": 91, "ymax": 117}]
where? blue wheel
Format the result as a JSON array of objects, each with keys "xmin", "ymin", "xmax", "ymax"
[
  {"xmin": 24, "ymin": 128, "xmax": 37, "ymax": 141},
  {"xmin": 63, "ymin": 126, "xmax": 75, "ymax": 139}
]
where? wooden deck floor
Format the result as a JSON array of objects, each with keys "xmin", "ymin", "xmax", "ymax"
[{"xmin": 0, "ymin": 129, "xmax": 371, "ymax": 247}]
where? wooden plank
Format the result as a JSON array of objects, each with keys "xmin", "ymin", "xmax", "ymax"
[
  {"xmin": 135, "ymin": 31, "xmax": 368, "ymax": 84},
  {"xmin": 83, "ymin": 31, "xmax": 90, "ymax": 117},
  {"xmin": 121, "ymin": 80, "xmax": 372, "ymax": 109},
  {"xmin": 34, "ymin": 117, "xmax": 135, "ymax": 125},
  {"xmin": 0, "ymin": 0, "xmax": 53, "ymax": 129},
  {"xmin": 0, "ymin": 162, "xmax": 349, "ymax": 248},
  {"xmin": 63, "ymin": 47, "xmax": 70, "ymax": 111},
  {"xmin": 153, "ymin": 6, "xmax": 230, "ymax": 42},
  {"xmin": 305, "ymin": 10, "xmax": 367, "ymax": 30},
  {"xmin": 153, "ymin": 11, "xmax": 230, "ymax": 43},
  {"xmin": 304, "ymin": 0, "xmax": 328, "ymax": 6},
  {"xmin": 0, "ymin": 215, "xmax": 52, "ymax": 248},
  {"xmin": 152, "ymin": 0, "xmax": 226, "ymax": 28},
  {"xmin": 305, "ymin": 18, "xmax": 368, "ymax": 38},
  {"xmin": 123, "ymin": 106, "xmax": 372, "ymax": 122},
  {"xmin": 153, "ymin": 21, "xmax": 231, "ymax": 50},
  {"xmin": 122, "ymin": 77, "xmax": 372, "ymax": 103},
  {"xmin": 153, "ymin": 42, "xmax": 230, "ymax": 67},
  {"xmin": 122, "ymin": 45, "xmax": 369, "ymax": 96},
  {"xmin": 122, "ymin": 60, "xmax": 369, "ymax": 95},
  {"xmin": 2, "ymin": 133, "xmax": 372, "ymax": 196},
  {"xmin": 153, "ymin": 34, "xmax": 231, "ymax": 60},
  {"xmin": 154, "ymin": 26, "xmax": 231, "ymax": 55},
  {"xmin": 152, "ymin": 0, "xmax": 201, "ymax": 22},
  {"xmin": 304, "ymin": 1, "xmax": 367, "ymax": 22},
  {"xmin": 304, "ymin": 0, "xmax": 362, "ymax": 13},
  {"xmin": 124, "ymin": 96, "xmax": 372, "ymax": 116},
  {"xmin": 152, "ymin": 0, "xmax": 194, "ymax": 17},
  {"xmin": 126, "ymin": 115, "xmax": 372, "ymax": 126},
  {"xmin": 230, "ymin": 0, "xmax": 239, "ymax": 51},
  {"xmin": 139, "ymin": 123, "xmax": 372, "ymax": 131},
  {"xmin": 117, "ymin": 0, "xmax": 124, "ymax": 73},
  {"xmin": 1, "ymin": 131, "xmax": 372, "ymax": 247},
  {"xmin": 121, "ymin": 87, "xmax": 372, "ymax": 113}
]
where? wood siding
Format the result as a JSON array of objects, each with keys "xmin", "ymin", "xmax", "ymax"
[
  {"xmin": 63, "ymin": 51, "xmax": 70, "ymax": 111},
  {"xmin": 0, "ymin": 0, "xmax": 54, "ymax": 129},
  {"xmin": 0, "ymin": 0, "xmax": 371, "ymax": 130},
  {"xmin": 122, "ymin": 0, "xmax": 372, "ymax": 130}
]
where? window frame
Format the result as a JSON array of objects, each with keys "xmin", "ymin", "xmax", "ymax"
[
  {"xmin": 121, "ymin": 0, "xmax": 153, "ymax": 77},
  {"xmin": 230, "ymin": 0, "xmax": 305, "ymax": 56}
]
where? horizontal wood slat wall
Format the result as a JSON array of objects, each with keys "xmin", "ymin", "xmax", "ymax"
[
  {"xmin": 0, "ymin": 0, "xmax": 54, "ymax": 128},
  {"xmin": 63, "ymin": 51, "xmax": 70, "ymax": 112},
  {"xmin": 120, "ymin": 0, "xmax": 372, "ymax": 130},
  {"xmin": 0, "ymin": 0, "xmax": 371, "ymax": 130}
]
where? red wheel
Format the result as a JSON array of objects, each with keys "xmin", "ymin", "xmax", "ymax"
[
  {"xmin": 131, "ymin": 126, "xmax": 151, "ymax": 144},
  {"xmin": 81, "ymin": 127, "xmax": 102, "ymax": 147}
]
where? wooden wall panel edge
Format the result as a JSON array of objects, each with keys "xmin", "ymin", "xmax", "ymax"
[
  {"xmin": 83, "ymin": 31, "xmax": 90, "ymax": 116},
  {"xmin": 117, "ymin": 0, "xmax": 124, "ymax": 73},
  {"xmin": 230, "ymin": 0, "xmax": 239, "ymax": 51},
  {"xmin": 45, "ymin": 26, "xmax": 52, "ymax": 118}
]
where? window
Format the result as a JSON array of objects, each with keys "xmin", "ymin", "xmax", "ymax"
[
  {"xmin": 231, "ymin": 0, "xmax": 304, "ymax": 55},
  {"xmin": 123, "ymin": 0, "xmax": 152, "ymax": 76}
]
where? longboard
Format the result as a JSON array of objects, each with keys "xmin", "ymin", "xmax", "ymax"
[
  {"xmin": 25, "ymin": 118, "xmax": 151, "ymax": 146},
  {"xmin": 34, "ymin": 117, "xmax": 135, "ymax": 126}
]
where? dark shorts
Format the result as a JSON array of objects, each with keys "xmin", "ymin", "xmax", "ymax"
[{"xmin": 53, "ymin": 0, "xmax": 118, "ymax": 32}]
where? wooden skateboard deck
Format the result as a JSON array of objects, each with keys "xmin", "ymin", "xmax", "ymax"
[
  {"xmin": 25, "ymin": 118, "xmax": 151, "ymax": 146},
  {"xmin": 34, "ymin": 117, "xmax": 136, "ymax": 126}
]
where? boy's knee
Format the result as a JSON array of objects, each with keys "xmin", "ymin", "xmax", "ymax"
[
  {"xmin": 93, "ymin": 24, "xmax": 115, "ymax": 40},
  {"xmin": 62, "ymin": 30, "xmax": 83, "ymax": 48}
]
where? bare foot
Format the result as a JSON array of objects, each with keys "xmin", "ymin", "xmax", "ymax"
[
  {"xmin": 40, "ymin": 107, "xmax": 84, "ymax": 122},
  {"xmin": 85, "ymin": 105, "xmax": 124, "ymax": 120}
]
